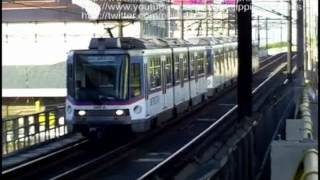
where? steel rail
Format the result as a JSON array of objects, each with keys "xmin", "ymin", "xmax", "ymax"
[
  {"xmin": 2, "ymin": 138, "xmax": 88, "ymax": 175},
  {"xmin": 259, "ymin": 53, "xmax": 284, "ymax": 67},
  {"xmin": 256, "ymin": 53, "xmax": 286, "ymax": 73},
  {"xmin": 253, "ymin": 54, "xmax": 296, "ymax": 95}
]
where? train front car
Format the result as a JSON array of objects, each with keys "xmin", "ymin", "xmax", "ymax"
[{"xmin": 65, "ymin": 38, "xmax": 147, "ymax": 137}]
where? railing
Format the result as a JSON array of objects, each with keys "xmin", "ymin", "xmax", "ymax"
[
  {"xmin": 2, "ymin": 107, "xmax": 69, "ymax": 156},
  {"xmin": 302, "ymin": 149, "xmax": 318, "ymax": 180},
  {"xmin": 299, "ymin": 87, "xmax": 318, "ymax": 180}
]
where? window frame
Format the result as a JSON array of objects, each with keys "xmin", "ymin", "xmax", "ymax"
[{"xmin": 129, "ymin": 62, "xmax": 142, "ymax": 98}]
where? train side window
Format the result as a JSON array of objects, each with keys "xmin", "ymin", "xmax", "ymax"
[
  {"xmin": 206, "ymin": 51, "xmax": 210, "ymax": 75},
  {"xmin": 67, "ymin": 61, "xmax": 75, "ymax": 97},
  {"xmin": 190, "ymin": 53, "xmax": 195, "ymax": 78},
  {"xmin": 219, "ymin": 54, "xmax": 223, "ymax": 75},
  {"xmin": 235, "ymin": 50, "xmax": 238, "ymax": 71},
  {"xmin": 214, "ymin": 53, "xmax": 219, "ymax": 75},
  {"xmin": 165, "ymin": 56, "xmax": 172, "ymax": 85},
  {"xmin": 227, "ymin": 51, "xmax": 231, "ymax": 74},
  {"xmin": 197, "ymin": 51, "xmax": 205, "ymax": 74},
  {"xmin": 204, "ymin": 51, "xmax": 208, "ymax": 74},
  {"xmin": 217, "ymin": 59, "xmax": 221, "ymax": 75},
  {"xmin": 222, "ymin": 52, "xmax": 226, "ymax": 75},
  {"xmin": 130, "ymin": 63, "xmax": 142, "ymax": 97},
  {"xmin": 183, "ymin": 54, "xmax": 188, "ymax": 81},
  {"xmin": 174, "ymin": 54, "xmax": 180, "ymax": 83},
  {"xmin": 149, "ymin": 56, "xmax": 161, "ymax": 90}
]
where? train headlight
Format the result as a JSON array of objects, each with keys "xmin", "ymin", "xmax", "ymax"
[
  {"xmin": 78, "ymin": 110, "xmax": 86, "ymax": 116},
  {"xmin": 133, "ymin": 105, "xmax": 142, "ymax": 114},
  {"xmin": 115, "ymin": 109, "xmax": 124, "ymax": 116}
]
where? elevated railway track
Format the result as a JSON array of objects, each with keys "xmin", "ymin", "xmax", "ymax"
[{"xmin": 2, "ymin": 53, "xmax": 295, "ymax": 180}]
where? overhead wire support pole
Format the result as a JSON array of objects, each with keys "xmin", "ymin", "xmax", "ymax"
[
  {"xmin": 265, "ymin": 17, "xmax": 268, "ymax": 50},
  {"xmin": 118, "ymin": 0, "xmax": 123, "ymax": 37},
  {"xmin": 205, "ymin": 1, "xmax": 209, "ymax": 37},
  {"xmin": 180, "ymin": 0, "xmax": 184, "ymax": 40},
  {"xmin": 296, "ymin": 0, "xmax": 304, "ymax": 85},
  {"xmin": 227, "ymin": 9, "xmax": 230, "ymax": 36},
  {"xmin": 118, "ymin": 21, "xmax": 124, "ymax": 37},
  {"xmin": 167, "ymin": 0, "xmax": 171, "ymax": 38},
  {"xmin": 303, "ymin": 0, "xmax": 308, "ymax": 77},
  {"xmin": 287, "ymin": 0, "xmax": 292, "ymax": 79},
  {"xmin": 211, "ymin": 6, "xmax": 214, "ymax": 36},
  {"xmin": 237, "ymin": 0, "xmax": 252, "ymax": 119},
  {"xmin": 280, "ymin": 19, "xmax": 283, "ymax": 42},
  {"xmin": 257, "ymin": 16, "xmax": 260, "ymax": 50}
]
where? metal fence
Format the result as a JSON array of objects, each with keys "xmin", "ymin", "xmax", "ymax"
[{"xmin": 2, "ymin": 107, "xmax": 69, "ymax": 156}]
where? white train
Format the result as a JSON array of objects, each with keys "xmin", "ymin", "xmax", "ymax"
[{"xmin": 65, "ymin": 37, "xmax": 259, "ymax": 136}]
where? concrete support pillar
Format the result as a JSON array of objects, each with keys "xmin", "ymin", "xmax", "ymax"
[{"xmin": 237, "ymin": 0, "xmax": 252, "ymax": 119}]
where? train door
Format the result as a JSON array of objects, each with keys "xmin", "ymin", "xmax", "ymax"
[
  {"xmin": 189, "ymin": 50, "xmax": 196, "ymax": 99},
  {"xmin": 222, "ymin": 48, "xmax": 227, "ymax": 83},
  {"xmin": 181, "ymin": 52, "xmax": 190, "ymax": 102},
  {"xmin": 228, "ymin": 47, "xmax": 233, "ymax": 79},
  {"xmin": 234, "ymin": 49, "xmax": 238, "ymax": 77},
  {"xmin": 212, "ymin": 49, "xmax": 218, "ymax": 89},
  {"xmin": 206, "ymin": 47, "xmax": 214, "ymax": 92},
  {"xmin": 144, "ymin": 61, "xmax": 149, "ymax": 117},
  {"xmin": 220, "ymin": 50, "xmax": 225, "ymax": 85},
  {"xmin": 233, "ymin": 48, "xmax": 237, "ymax": 78},
  {"xmin": 147, "ymin": 56, "xmax": 162, "ymax": 117},
  {"xmin": 196, "ymin": 50, "xmax": 207, "ymax": 96},
  {"xmin": 161, "ymin": 56, "xmax": 166, "ymax": 109},
  {"xmin": 173, "ymin": 51, "xmax": 183, "ymax": 107},
  {"xmin": 173, "ymin": 48, "xmax": 190, "ymax": 113},
  {"xmin": 160, "ymin": 55, "xmax": 174, "ymax": 111},
  {"xmin": 194, "ymin": 51, "xmax": 200, "ymax": 96},
  {"xmin": 219, "ymin": 49, "xmax": 225, "ymax": 84}
]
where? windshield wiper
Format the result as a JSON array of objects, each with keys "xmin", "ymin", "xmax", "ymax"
[{"xmin": 98, "ymin": 94, "xmax": 116, "ymax": 101}]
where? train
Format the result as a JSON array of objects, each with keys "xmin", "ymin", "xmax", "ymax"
[{"xmin": 65, "ymin": 37, "xmax": 259, "ymax": 137}]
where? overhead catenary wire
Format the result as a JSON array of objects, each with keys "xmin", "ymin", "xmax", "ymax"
[{"xmin": 5, "ymin": 0, "xmax": 297, "ymax": 36}]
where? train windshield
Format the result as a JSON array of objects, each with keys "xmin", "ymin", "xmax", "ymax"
[{"xmin": 74, "ymin": 54, "xmax": 129, "ymax": 101}]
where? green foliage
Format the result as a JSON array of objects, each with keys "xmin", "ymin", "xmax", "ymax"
[{"xmin": 263, "ymin": 42, "xmax": 288, "ymax": 49}]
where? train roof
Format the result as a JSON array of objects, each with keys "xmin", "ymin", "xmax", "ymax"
[
  {"xmin": 88, "ymin": 37, "xmax": 214, "ymax": 50},
  {"xmin": 89, "ymin": 37, "xmax": 168, "ymax": 50},
  {"xmin": 188, "ymin": 37, "xmax": 225, "ymax": 45}
]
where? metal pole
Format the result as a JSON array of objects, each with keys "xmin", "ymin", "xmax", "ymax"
[
  {"xmin": 257, "ymin": 16, "xmax": 260, "ymax": 50},
  {"xmin": 211, "ymin": 7, "xmax": 214, "ymax": 36},
  {"xmin": 180, "ymin": 1, "xmax": 184, "ymax": 39},
  {"xmin": 140, "ymin": 20, "xmax": 144, "ymax": 38},
  {"xmin": 287, "ymin": 0, "xmax": 292, "ymax": 78},
  {"xmin": 206, "ymin": 1, "xmax": 208, "ymax": 37},
  {"xmin": 280, "ymin": 20, "xmax": 283, "ymax": 42},
  {"xmin": 168, "ymin": 1, "xmax": 171, "ymax": 38},
  {"xmin": 308, "ymin": 0, "xmax": 313, "ymax": 82},
  {"xmin": 119, "ymin": 0, "xmax": 123, "ymax": 37},
  {"xmin": 237, "ymin": 0, "xmax": 252, "ymax": 119},
  {"xmin": 227, "ymin": 9, "xmax": 230, "ymax": 36},
  {"xmin": 304, "ymin": 0, "xmax": 308, "ymax": 76},
  {"xmin": 297, "ymin": 0, "xmax": 304, "ymax": 85},
  {"xmin": 118, "ymin": 21, "xmax": 123, "ymax": 37},
  {"xmin": 265, "ymin": 18, "xmax": 268, "ymax": 49}
]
